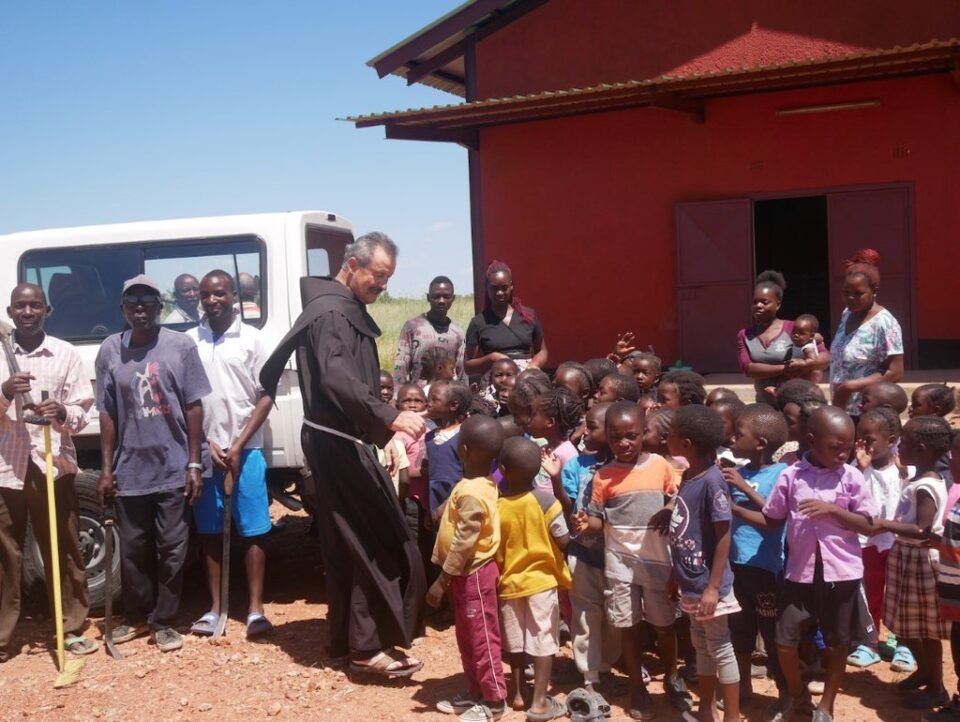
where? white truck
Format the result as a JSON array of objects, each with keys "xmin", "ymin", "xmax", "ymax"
[{"xmin": 0, "ymin": 211, "xmax": 354, "ymax": 608}]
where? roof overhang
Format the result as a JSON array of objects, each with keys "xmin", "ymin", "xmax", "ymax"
[
  {"xmin": 366, "ymin": 0, "xmax": 547, "ymax": 97},
  {"xmin": 351, "ymin": 39, "xmax": 960, "ymax": 148}
]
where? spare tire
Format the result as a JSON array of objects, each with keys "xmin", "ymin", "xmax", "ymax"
[{"xmin": 22, "ymin": 470, "xmax": 121, "ymax": 613}]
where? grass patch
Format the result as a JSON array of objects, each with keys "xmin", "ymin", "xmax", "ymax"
[{"xmin": 369, "ymin": 294, "xmax": 475, "ymax": 372}]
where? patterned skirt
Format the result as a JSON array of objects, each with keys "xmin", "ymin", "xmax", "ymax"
[{"xmin": 884, "ymin": 541, "xmax": 948, "ymax": 640}]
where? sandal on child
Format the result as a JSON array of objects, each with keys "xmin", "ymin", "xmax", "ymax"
[
  {"xmin": 526, "ymin": 695, "xmax": 566, "ymax": 722},
  {"xmin": 846, "ymin": 644, "xmax": 881, "ymax": 667},
  {"xmin": 891, "ymin": 645, "xmax": 919, "ymax": 673},
  {"xmin": 190, "ymin": 612, "xmax": 219, "ymax": 636}
]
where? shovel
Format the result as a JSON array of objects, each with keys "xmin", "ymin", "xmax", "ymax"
[
  {"xmin": 213, "ymin": 469, "xmax": 234, "ymax": 637},
  {"xmin": 29, "ymin": 391, "xmax": 84, "ymax": 687},
  {"xmin": 102, "ymin": 498, "xmax": 121, "ymax": 660}
]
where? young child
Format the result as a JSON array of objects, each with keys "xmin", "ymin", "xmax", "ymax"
[
  {"xmin": 741, "ymin": 406, "xmax": 876, "ymax": 722},
  {"xmin": 777, "ymin": 396, "xmax": 826, "ymax": 466},
  {"xmin": 428, "ymin": 415, "xmax": 508, "ymax": 722},
  {"xmin": 496, "ymin": 437, "xmax": 571, "ymax": 720},
  {"xmin": 924, "ymin": 431, "xmax": 960, "ymax": 722},
  {"xmin": 516, "ymin": 385, "xmax": 583, "ymax": 490},
  {"xmin": 784, "ymin": 313, "xmax": 822, "ymax": 383},
  {"xmin": 720, "ymin": 404, "xmax": 789, "ymax": 701},
  {"xmin": 706, "ymin": 388, "xmax": 740, "ymax": 407},
  {"xmin": 552, "ymin": 402, "xmax": 621, "ymax": 705},
  {"xmin": 379, "ymin": 369, "xmax": 395, "ymax": 405},
  {"xmin": 858, "ymin": 379, "xmax": 909, "ymax": 416},
  {"xmin": 644, "ymin": 407, "xmax": 689, "ymax": 486},
  {"xmin": 657, "ymin": 371, "xmax": 707, "ymax": 408},
  {"xmin": 712, "ymin": 397, "xmax": 746, "ymax": 449},
  {"xmin": 486, "ymin": 357, "xmax": 519, "ymax": 416},
  {"xmin": 424, "ymin": 380, "xmax": 473, "ymax": 518},
  {"xmin": 911, "ymin": 383, "xmax": 957, "ymax": 420},
  {"xmin": 879, "ymin": 416, "xmax": 951, "ymax": 711},
  {"xmin": 554, "ymin": 362, "xmax": 596, "ymax": 407},
  {"xmin": 911, "ymin": 383, "xmax": 957, "ymax": 488},
  {"xmin": 846, "ymin": 407, "xmax": 904, "ymax": 667},
  {"xmin": 594, "ymin": 372, "xmax": 640, "ymax": 404},
  {"xmin": 667, "ymin": 405, "xmax": 742, "ymax": 722},
  {"xmin": 575, "ymin": 401, "xmax": 691, "ymax": 719},
  {"xmin": 627, "ymin": 351, "xmax": 661, "ymax": 402},
  {"xmin": 584, "ymin": 358, "xmax": 618, "ymax": 391},
  {"xmin": 395, "ymin": 384, "xmax": 432, "ymax": 582},
  {"xmin": 421, "ymin": 346, "xmax": 456, "ymax": 396}
]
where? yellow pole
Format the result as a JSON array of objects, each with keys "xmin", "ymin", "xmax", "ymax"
[{"xmin": 43, "ymin": 423, "xmax": 66, "ymax": 674}]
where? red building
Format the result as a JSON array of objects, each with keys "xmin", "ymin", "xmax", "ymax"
[{"xmin": 354, "ymin": 1, "xmax": 960, "ymax": 373}]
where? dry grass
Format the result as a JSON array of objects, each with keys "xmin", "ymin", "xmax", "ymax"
[{"xmin": 369, "ymin": 294, "xmax": 475, "ymax": 371}]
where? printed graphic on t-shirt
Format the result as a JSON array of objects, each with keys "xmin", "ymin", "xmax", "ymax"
[
  {"xmin": 670, "ymin": 496, "xmax": 700, "ymax": 570},
  {"xmin": 133, "ymin": 362, "xmax": 171, "ymax": 418}
]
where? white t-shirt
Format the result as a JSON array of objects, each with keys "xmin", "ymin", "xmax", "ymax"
[
  {"xmin": 894, "ymin": 475, "xmax": 947, "ymax": 548},
  {"xmin": 859, "ymin": 463, "xmax": 904, "ymax": 551},
  {"xmin": 790, "ymin": 340, "xmax": 819, "ymax": 361},
  {"xmin": 186, "ymin": 317, "xmax": 268, "ymax": 450}
]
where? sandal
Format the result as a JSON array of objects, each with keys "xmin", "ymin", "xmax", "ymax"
[
  {"xmin": 190, "ymin": 612, "xmax": 219, "ymax": 636},
  {"xmin": 892, "ymin": 645, "xmax": 918, "ymax": 673},
  {"xmin": 245, "ymin": 613, "xmax": 274, "ymax": 638},
  {"xmin": 349, "ymin": 648, "xmax": 423, "ymax": 678},
  {"xmin": 846, "ymin": 644, "xmax": 881, "ymax": 668},
  {"xmin": 566, "ymin": 688, "xmax": 609, "ymax": 722},
  {"xmin": 526, "ymin": 695, "xmax": 566, "ymax": 722},
  {"xmin": 64, "ymin": 635, "xmax": 99, "ymax": 656}
]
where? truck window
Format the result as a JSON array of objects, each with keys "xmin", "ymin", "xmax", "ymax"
[
  {"xmin": 144, "ymin": 239, "xmax": 264, "ymax": 328},
  {"xmin": 22, "ymin": 247, "xmax": 140, "ymax": 340},
  {"xmin": 19, "ymin": 235, "xmax": 265, "ymax": 342},
  {"xmin": 306, "ymin": 225, "xmax": 351, "ymax": 277}
]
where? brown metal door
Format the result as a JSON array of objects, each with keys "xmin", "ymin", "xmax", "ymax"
[
  {"xmin": 827, "ymin": 186, "xmax": 916, "ymax": 368},
  {"xmin": 676, "ymin": 199, "xmax": 753, "ymax": 374}
]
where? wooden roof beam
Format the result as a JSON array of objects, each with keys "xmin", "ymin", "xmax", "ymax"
[{"xmin": 384, "ymin": 124, "xmax": 479, "ymax": 150}]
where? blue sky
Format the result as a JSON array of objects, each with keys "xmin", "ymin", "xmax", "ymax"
[{"xmin": 0, "ymin": 1, "xmax": 471, "ymax": 298}]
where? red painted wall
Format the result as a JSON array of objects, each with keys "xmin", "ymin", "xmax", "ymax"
[
  {"xmin": 476, "ymin": 75, "xmax": 960, "ymax": 365},
  {"xmin": 475, "ymin": 0, "xmax": 960, "ymax": 98}
]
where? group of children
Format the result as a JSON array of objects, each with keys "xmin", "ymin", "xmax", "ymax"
[{"xmin": 377, "ymin": 346, "xmax": 960, "ymax": 722}]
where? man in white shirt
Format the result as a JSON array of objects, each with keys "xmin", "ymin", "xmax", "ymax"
[{"xmin": 186, "ymin": 270, "xmax": 273, "ymax": 638}]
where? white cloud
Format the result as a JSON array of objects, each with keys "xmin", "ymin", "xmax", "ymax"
[{"xmin": 428, "ymin": 220, "xmax": 453, "ymax": 233}]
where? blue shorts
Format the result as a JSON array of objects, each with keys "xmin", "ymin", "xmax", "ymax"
[{"xmin": 193, "ymin": 448, "xmax": 271, "ymax": 537}]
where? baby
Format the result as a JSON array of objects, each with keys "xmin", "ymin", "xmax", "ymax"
[{"xmin": 784, "ymin": 314, "xmax": 822, "ymax": 383}]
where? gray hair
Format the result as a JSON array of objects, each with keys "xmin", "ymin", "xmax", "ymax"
[{"xmin": 341, "ymin": 232, "xmax": 398, "ymax": 269}]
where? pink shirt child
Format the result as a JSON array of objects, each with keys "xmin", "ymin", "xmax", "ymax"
[{"xmin": 762, "ymin": 455, "xmax": 877, "ymax": 583}]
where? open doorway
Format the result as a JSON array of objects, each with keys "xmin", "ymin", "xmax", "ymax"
[{"xmin": 753, "ymin": 196, "xmax": 831, "ymax": 343}]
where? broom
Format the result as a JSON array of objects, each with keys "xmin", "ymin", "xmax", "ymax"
[{"xmin": 31, "ymin": 391, "xmax": 85, "ymax": 688}]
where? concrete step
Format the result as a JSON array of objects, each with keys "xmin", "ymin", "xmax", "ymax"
[{"xmin": 702, "ymin": 370, "xmax": 960, "ymax": 405}]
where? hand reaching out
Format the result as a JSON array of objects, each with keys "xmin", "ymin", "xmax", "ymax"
[
  {"xmin": 854, "ymin": 439, "xmax": 872, "ymax": 470},
  {"xmin": 540, "ymin": 449, "xmax": 563, "ymax": 480},
  {"xmin": 613, "ymin": 331, "xmax": 636, "ymax": 360}
]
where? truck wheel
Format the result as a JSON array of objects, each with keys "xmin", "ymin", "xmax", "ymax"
[{"xmin": 22, "ymin": 470, "xmax": 121, "ymax": 613}]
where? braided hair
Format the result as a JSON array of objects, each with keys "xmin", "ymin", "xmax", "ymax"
[
  {"xmin": 484, "ymin": 260, "xmax": 534, "ymax": 324},
  {"xmin": 915, "ymin": 383, "xmax": 957, "ymax": 416},
  {"xmin": 534, "ymin": 386, "xmax": 585, "ymax": 439},
  {"xmin": 555, "ymin": 361, "xmax": 596, "ymax": 399},
  {"xmin": 903, "ymin": 415, "xmax": 953, "ymax": 455}
]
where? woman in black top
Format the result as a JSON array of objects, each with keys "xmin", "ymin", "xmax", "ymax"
[{"xmin": 464, "ymin": 261, "xmax": 548, "ymax": 378}]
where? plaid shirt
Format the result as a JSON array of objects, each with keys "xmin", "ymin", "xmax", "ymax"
[{"xmin": 0, "ymin": 333, "xmax": 93, "ymax": 489}]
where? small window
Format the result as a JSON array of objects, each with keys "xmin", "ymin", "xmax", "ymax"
[{"xmin": 19, "ymin": 235, "xmax": 266, "ymax": 342}]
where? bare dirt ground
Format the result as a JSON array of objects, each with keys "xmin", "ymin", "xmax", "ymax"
[{"xmin": 1, "ymin": 507, "xmax": 951, "ymax": 722}]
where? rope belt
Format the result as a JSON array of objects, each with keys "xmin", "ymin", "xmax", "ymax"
[{"xmin": 302, "ymin": 418, "xmax": 365, "ymax": 446}]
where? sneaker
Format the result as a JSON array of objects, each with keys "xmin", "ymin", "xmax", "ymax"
[
  {"xmin": 437, "ymin": 692, "xmax": 480, "ymax": 715},
  {"xmin": 112, "ymin": 622, "xmax": 149, "ymax": 644},
  {"xmin": 765, "ymin": 694, "xmax": 798, "ymax": 722},
  {"xmin": 665, "ymin": 674, "xmax": 693, "ymax": 711},
  {"xmin": 457, "ymin": 701, "xmax": 505, "ymax": 722},
  {"xmin": 151, "ymin": 627, "xmax": 184, "ymax": 652}
]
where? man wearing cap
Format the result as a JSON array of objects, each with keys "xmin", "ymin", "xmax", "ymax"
[
  {"xmin": 0, "ymin": 283, "xmax": 96, "ymax": 662},
  {"xmin": 95, "ymin": 275, "xmax": 211, "ymax": 652}
]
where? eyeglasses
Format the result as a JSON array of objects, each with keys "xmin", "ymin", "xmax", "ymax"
[{"xmin": 122, "ymin": 294, "xmax": 161, "ymax": 307}]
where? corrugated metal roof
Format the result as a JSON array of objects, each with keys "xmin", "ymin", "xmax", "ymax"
[{"xmin": 348, "ymin": 38, "xmax": 959, "ymax": 129}]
